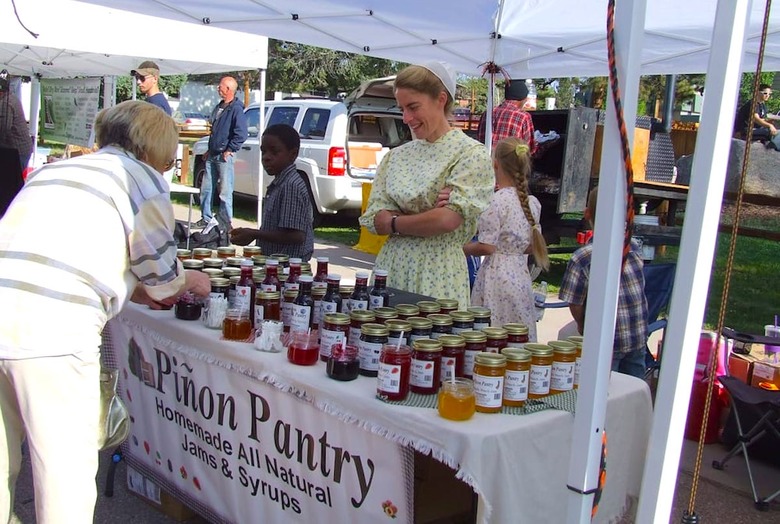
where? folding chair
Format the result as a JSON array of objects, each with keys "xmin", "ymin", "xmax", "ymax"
[
  {"xmin": 712, "ymin": 375, "xmax": 780, "ymax": 510},
  {"xmin": 641, "ymin": 262, "xmax": 676, "ymax": 376}
]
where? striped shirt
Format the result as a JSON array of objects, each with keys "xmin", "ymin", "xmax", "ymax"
[
  {"xmin": 259, "ymin": 163, "xmax": 314, "ymax": 261},
  {"xmin": 0, "ymin": 146, "xmax": 185, "ymax": 358}
]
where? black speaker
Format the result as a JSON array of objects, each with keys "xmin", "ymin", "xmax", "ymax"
[
  {"xmin": 0, "ymin": 69, "xmax": 9, "ymax": 92},
  {"xmin": 0, "ymin": 148, "xmax": 24, "ymax": 217}
]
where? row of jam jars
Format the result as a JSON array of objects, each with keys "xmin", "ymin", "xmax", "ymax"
[{"xmin": 548, "ymin": 340, "xmax": 577, "ymax": 394}]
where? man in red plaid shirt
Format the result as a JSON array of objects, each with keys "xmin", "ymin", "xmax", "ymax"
[{"xmin": 477, "ymin": 80, "xmax": 538, "ymax": 156}]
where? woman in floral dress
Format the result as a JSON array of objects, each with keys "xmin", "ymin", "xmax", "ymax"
[
  {"xmin": 466, "ymin": 138, "xmax": 549, "ymax": 341},
  {"xmin": 359, "ymin": 62, "xmax": 493, "ymax": 308}
]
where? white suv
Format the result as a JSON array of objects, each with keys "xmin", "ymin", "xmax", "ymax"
[{"xmin": 191, "ymin": 77, "xmax": 410, "ymax": 223}]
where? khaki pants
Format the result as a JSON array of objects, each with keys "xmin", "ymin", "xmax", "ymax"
[{"xmin": 0, "ymin": 353, "xmax": 101, "ymax": 524}]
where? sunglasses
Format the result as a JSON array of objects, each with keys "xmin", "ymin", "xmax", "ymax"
[
  {"xmin": 762, "ymin": 91, "xmax": 772, "ymax": 96},
  {"xmin": 135, "ymin": 74, "xmax": 148, "ymax": 83}
]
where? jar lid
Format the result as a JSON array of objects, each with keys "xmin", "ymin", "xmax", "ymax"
[
  {"xmin": 299, "ymin": 275, "xmax": 313, "ymax": 283},
  {"xmin": 407, "ymin": 316, "xmax": 433, "ymax": 329},
  {"xmin": 243, "ymin": 246, "xmax": 262, "ymax": 256},
  {"xmin": 474, "ymin": 352, "xmax": 507, "ymax": 366},
  {"xmin": 413, "ymin": 338, "xmax": 443, "ymax": 352},
  {"xmin": 394, "ymin": 304, "xmax": 420, "ymax": 316},
  {"xmin": 416, "ymin": 300, "xmax": 441, "ymax": 313},
  {"xmin": 428, "ymin": 313, "xmax": 453, "ymax": 326},
  {"xmin": 271, "ymin": 253, "xmax": 289, "ymax": 263},
  {"xmin": 438, "ymin": 334, "xmax": 466, "ymax": 348},
  {"xmin": 448, "ymin": 310, "xmax": 475, "ymax": 323},
  {"xmin": 278, "ymin": 273, "xmax": 288, "ymax": 283},
  {"xmin": 384, "ymin": 319, "xmax": 411, "ymax": 333},
  {"xmin": 501, "ymin": 348, "xmax": 532, "ymax": 362},
  {"xmin": 466, "ymin": 306, "xmax": 491, "ymax": 319},
  {"xmin": 373, "ymin": 307, "xmax": 398, "ymax": 320},
  {"xmin": 222, "ymin": 267, "xmax": 241, "ymax": 278},
  {"xmin": 176, "ymin": 248, "xmax": 192, "ymax": 257},
  {"xmin": 182, "ymin": 259, "xmax": 204, "ymax": 270},
  {"xmin": 350, "ymin": 310, "xmax": 376, "ymax": 322},
  {"xmin": 566, "ymin": 335, "xmax": 584, "ymax": 347},
  {"xmin": 502, "ymin": 323, "xmax": 529, "ymax": 335},
  {"xmin": 435, "ymin": 298, "xmax": 459, "ymax": 309},
  {"xmin": 460, "ymin": 330, "xmax": 487, "ymax": 343},
  {"xmin": 251, "ymin": 254, "xmax": 267, "ymax": 265},
  {"xmin": 482, "ymin": 327, "xmax": 508, "ymax": 339},
  {"xmin": 361, "ymin": 323, "xmax": 389, "ymax": 337},
  {"xmin": 252, "ymin": 268, "xmax": 265, "ymax": 277},
  {"xmin": 265, "ymin": 258, "xmax": 279, "ymax": 266},
  {"xmin": 226, "ymin": 256, "xmax": 245, "ymax": 267},
  {"xmin": 525, "ymin": 343, "xmax": 554, "ymax": 357},
  {"xmin": 323, "ymin": 312, "xmax": 350, "ymax": 325},
  {"xmin": 229, "ymin": 275, "xmax": 240, "ymax": 284},
  {"xmin": 316, "ymin": 256, "xmax": 329, "ymax": 263},
  {"xmin": 549, "ymin": 340, "xmax": 577, "ymax": 354},
  {"xmin": 192, "ymin": 247, "xmax": 212, "ymax": 256},
  {"xmin": 300, "ymin": 263, "xmax": 312, "ymax": 273},
  {"xmin": 339, "ymin": 285, "xmax": 354, "ymax": 294},
  {"xmin": 284, "ymin": 289, "xmax": 298, "ymax": 299},
  {"xmin": 289, "ymin": 257, "xmax": 302, "ymax": 266},
  {"xmin": 217, "ymin": 246, "xmax": 236, "ymax": 255},
  {"xmin": 203, "ymin": 268, "xmax": 224, "ymax": 278},
  {"xmin": 312, "ymin": 287, "xmax": 326, "ymax": 297},
  {"xmin": 257, "ymin": 291, "xmax": 280, "ymax": 300},
  {"xmin": 210, "ymin": 278, "xmax": 230, "ymax": 287}
]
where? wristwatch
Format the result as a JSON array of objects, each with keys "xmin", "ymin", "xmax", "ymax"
[{"xmin": 391, "ymin": 215, "xmax": 400, "ymax": 235}]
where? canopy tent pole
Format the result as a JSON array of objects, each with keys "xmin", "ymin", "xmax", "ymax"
[
  {"xmin": 564, "ymin": 0, "xmax": 645, "ymax": 522},
  {"xmin": 256, "ymin": 67, "xmax": 267, "ymax": 226},
  {"xmin": 28, "ymin": 76, "xmax": 41, "ymax": 167},
  {"xmin": 636, "ymin": 1, "xmax": 753, "ymax": 522}
]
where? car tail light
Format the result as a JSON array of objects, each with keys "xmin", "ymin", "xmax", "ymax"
[{"xmin": 327, "ymin": 147, "xmax": 346, "ymax": 176}]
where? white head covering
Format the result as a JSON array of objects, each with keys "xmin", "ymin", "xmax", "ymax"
[{"xmin": 418, "ymin": 61, "xmax": 456, "ymax": 99}]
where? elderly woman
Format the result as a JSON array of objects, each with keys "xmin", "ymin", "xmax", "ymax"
[
  {"xmin": 0, "ymin": 101, "xmax": 210, "ymax": 523},
  {"xmin": 359, "ymin": 62, "xmax": 493, "ymax": 308}
]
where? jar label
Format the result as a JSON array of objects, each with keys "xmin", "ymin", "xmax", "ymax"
[
  {"xmin": 359, "ymin": 341, "xmax": 383, "ymax": 371},
  {"xmin": 529, "ymin": 364, "xmax": 551, "ymax": 395},
  {"xmin": 506, "ymin": 342, "xmax": 526, "ymax": 349},
  {"xmin": 504, "ymin": 369, "xmax": 529, "ymax": 401},
  {"xmin": 312, "ymin": 300, "xmax": 323, "ymax": 326},
  {"xmin": 369, "ymin": 295, "xmax": 384, "ymax": 309},
  {"xmin": 320, "ymin": 330, "xmax": 346, "ymax": 359},
  {"xmin": 452, "ymin": 326, "xmax": 471, "ymax": 335},
  {"xmin": 321, "ymin": 300, "xmax": 338, "ymax": 314},
  {"xmin": 474, "ymin": 321, "xmax": 490, "ymax": 331},
  {"xmin": 254, "ymin": 305, "xmax": 264, "ymax": 326},
  {"xmin": 234, "ymin": 285, "xmax": 252, "ymax": 311},
  {"xmin": 348, "ymin": 326, "xmax": 362, "ymax": 346},
  {"xmin": 290, "ymin": 304, "xmax": 311, "ymax": 332},
  {"xmin": 551, "ymin": 361, "xmax": 575, "ymax": 391},
  {"xmin": 388, "ymin": 335, "xmax": 408, "ymax": 347},
  {"xmin": 431, "ymin": 331, "xmax": 448, "ymax": 340},
  {"xmin": 312, "ymin": 281, "xmax": 327, "ymax": 291},
  {"xmin": 209, "ymin": 291, "xmax": 226, "ymax": 302},
  {"xmin": 260, "ymin": 283, "xmax": 277, "ymax": 292},
  {"xmin": 411, "ymin": 358, "xmax": 436, "ymax": 388},
  {"xmin": 574, "ymin": 356, "xmax": 581, "ymax": 387},
  {"xmin": 282, "ymin": 301, "xmax": 293, "ymax": 327},
  {"xmin": 350, "ymin": 299, "xmax": 368, "ymax": 311},
  {"xmin": 409, "ymin": 333, "xmax": 430, "ymax": 343},
  {"xmin": 440, "ymin": 356, "xmax": 458, "ymax": 382},
  {"xmin": 473, "ymin": 374, "xmax": 504, "ymax": 408},
  {"xmin": 284, "ymin": 282, "xmax": 300, "ymax": 293},
  {"xmin": 377, "ymin": 363, "xmax": 402, "ymax": 393},
  {"xmin": 463, "ymin": 351, "xmax": 477, "ymax": 378}
]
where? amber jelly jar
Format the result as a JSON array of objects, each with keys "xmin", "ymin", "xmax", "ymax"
[
  {"xmin": 410, "ymin": 339, "xmax": 443, "ymax": 395},
  {"xmin": 359, "ymin": 323, "xmax": 389, "ymax": 377},
  {"xmin": 483, "ymin": 327, "xmax": 509, "ymax": 353},
  {"xmin": 439, "ymin": 334, "xmax": 466, "ymax": 381},
  {"xmin": 242, "ymin": 246, "xmax": 262, "ymax": 258},
  {"xmin": 526, "ymin": 343, "xmax": 553, "ymax": 399},
  {"xmin": 407, "ymin": 316, "xmax": 433, "ymax": 343},
  {"xmin": 192, "ymin": 247, "xmax": 212, "ymax": 260},
  {"xmin": 548, "ymin": 340, "xmax": 577, "ymax": 394},
  {"xmin": 428, "ymin": 314, "xmax": 453, "ymax": 339},
  {"xmin": 176, "ymin": 248, "xmax": 191, "ymax": 261},
  {"xmin": 460, "ymin": 330, "xmax": 487, "ymax": 379},
  {"xmin": 473, "ymin": 352, "xmax": 507, "ymax": 413},
  {"xmin": 501, "ymin": 348, "xmax": 531, "ymax": 407},
  {"xmin": 567, "ymin": 335, "xmax": 584, "ymax": 389},
  {"xmin": 394, "ymin": 304, "xmax": 420, "ymax": 321},
  {"xmin": 438, "ymin": 378, "xmax": 476, "ymax": 421},
  {"xmin": 503, "ymin": 323, "xmax": 529, "ymax": 348},
  {"xmin": 435, "ymin": 298, "xmax": 459, "ymax": 316},
  {"xmin": 449, "ymin": 311, "xmax": 475, "ymax": 335}
]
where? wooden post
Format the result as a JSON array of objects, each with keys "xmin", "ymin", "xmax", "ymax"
[
  {"xmin": 180, "ymin": 145, "xmax": 190, "ymax": 185},
  {"xmin": 244, "ymin": 76, "xmax": 250, "ymax": 107}
]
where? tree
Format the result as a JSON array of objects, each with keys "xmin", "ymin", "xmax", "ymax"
[{"xmin": 115, "ymin": 74, "xmax": 188, "ymax": 104}]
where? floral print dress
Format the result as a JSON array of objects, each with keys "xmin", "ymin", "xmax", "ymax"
[
  {"xmin": 359, "ymin": 130, "xmax": 493, "ymax": 309},
  {"xmin": 471, "ymin": 188, "xmax": 542, "ymax": 341}
]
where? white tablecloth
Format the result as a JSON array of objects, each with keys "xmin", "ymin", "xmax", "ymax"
[{"xmin": 111, "ymin": 303, "xmax": 652, "ymax": 523}]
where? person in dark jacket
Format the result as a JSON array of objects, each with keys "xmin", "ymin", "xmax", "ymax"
[{"xmin": 196, "ymin": 76, "xmax": 248, "ymax": 226}]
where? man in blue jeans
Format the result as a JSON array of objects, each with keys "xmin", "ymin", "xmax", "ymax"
[{"xmin": 196, "ymin": 76, "xmax": 248, "ymax": 227}]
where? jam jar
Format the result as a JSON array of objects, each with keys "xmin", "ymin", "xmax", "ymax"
[
  {"xmin": 202, "ymin": 258, "xmax": 224, "ymax": 271},
  {"xmin": 203, "ymin": 268, "xmax": 224, "ymax": 280},
  {"xmin": 175, "ymin": 292, "xmax": 203, "ymax": 321},
  {"xmin": 449, "ymin": 311, "xmax": 475, "ymax": 335},
  {"xmin": 385, "ymin": 319, "xmax": 411, "ymax": 347},
  {"xmin": 501, "ymin": 348, "xmax": 531, "ymax": 407},
  {"xmin": 251, "ymin": 254, "xmax": 267, "ymax": 267},
  {"xmin": 438, "ymin": 378, "xmax": 476, "ymax": 421},
  {"xmin": 467, "ymin": 306, "xmax": 491, "ymax": 331},
  {"xmin": 438, "ymin": 334, "xmax": 465, "ymax": 382},
  {"xmin": 460, "ymin": 330, "xmax": 487, "ymax": 379},
  {"xmin": 176, "ymin": 248, "xmax": 191, "ymax": 261},
  {"xmin": 503, "ymin": 323, "xmax": 530, "ymax": 348},
  {"xmin": 526, "ymin": 343, "xmax": 554, "ymax": 399},
  {"xmin": 182, "ymin": 259, "xmax": 204, "ymax": 272},
  {"xmin": 377, "ymin": 344, "xmax": 412, "ymax": 401},
  {"xmin": 473, "ymin": 352, "xmax": 507, "ymax": 413},
  {"xmin": 410, "ymin": 339, "xmax": 442, "ymax": 395},
  {"xmin": 320, "ymin": 313, "xmax": 350, "ymax": 362},
  {"xmin": 372, "ymin": 306, "xmax": 398, "ymax": 325},
  {"xmin": 548, "ymin": 340, "xmax": 577, "ymax": 394},
  {"xmin": 225, "ymin": 256, "xmax": 245, "ymax": 268},
  {"xmin": 217, "ymin": 246, "xmax": 237, "ymax": 259},
  {"xmin": 567, "ymin": 335, "xmax": 584, "ymax": 389},
  {"xmin": 416, "ymin": 301, "xmax": 441, "ymax": 317},
  {"xmin": 358, "ymin": 323, "xmax": 389, "ymax": 377},
  {"xmin": 407, "ymin": 317, "xmax": 433, "ymax": 343},
  {"xmin": 242, "ymin": 246, "xmax": 262, "ymax": 258},
  {"xmin": 483, "ymin": 327, "xmax": 509, "ymax": 353},
  {"xmin": 394, "ymin": 304, "xmax": 420, "ymax": 321},
  {"xmin": 192, "ymin": 247, "xmax": 212, "ymax": 260},
  {"xmin": 255, "ymin": 291, "xmax": 281, "ymax": 324},
  {"xmin": 209, "ymin": 278, "xmax": 230, "ymax": 302},
  {"xmin": 327, "ymin": 344, "xmax": 360, "ymax": 381},
  {"xmin": 287, "ymin": 331, "xmax": 319, "ymax": 366},
  {"xmin": 428, "ymin": 314, "xmax": 453, "ymax": 340},
  {"xmin": 349, "ymin": 310, "xmax": 376, "ymax": 347},
  {"xmin": 271, "ymin": 254, "xmax": 289, "ymax": 268},
  {"xmin": 435, "ymin": 298, "xmax": 459, "ymax": 316},
  {"xmin": 221, "ymin": 267, "xmax": 241, "ymax": 280}
]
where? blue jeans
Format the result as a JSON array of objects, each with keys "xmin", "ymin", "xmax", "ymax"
[
  {"xmin": 612, "ymin": 348, "xmax": 647, "ymax": 378},
  {"xmin": 201, "ymin": 154, "xmax": 234, "ymax": 221}
]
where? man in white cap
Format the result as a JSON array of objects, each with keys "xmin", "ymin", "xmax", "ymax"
[
  {"xmin": 477, "ymin": 79, "xmax": 537, "ymax": 155},
  {"xmin": 131, "ymin": 61, "xmax": 172, "ymax": 116}
]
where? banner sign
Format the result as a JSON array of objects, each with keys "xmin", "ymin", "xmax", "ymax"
[
  {"xmin": 109, "ymin": 320, "xmax": 412, "ymax": 524},
  {"xmin": 40, "ymin": 78, "xmax": 101, "ymax": 147}
]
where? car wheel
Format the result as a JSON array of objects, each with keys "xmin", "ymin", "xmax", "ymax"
[
  {"xmin": 299, "ymin": 172, "xmax": 324, "ymax": 228},
  {"xmin": 193, "ymin": 158, "xmax": 205, "ymax": 206}
]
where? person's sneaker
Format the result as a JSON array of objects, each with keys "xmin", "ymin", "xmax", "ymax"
[{"xmin": 191, "ymin": 218, "xmax": 210, "ymax": 228}]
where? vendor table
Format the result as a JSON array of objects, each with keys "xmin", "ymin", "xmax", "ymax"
[{"xmin": 106, "ymin": 303, "xmax": 652, "ymax": 523}]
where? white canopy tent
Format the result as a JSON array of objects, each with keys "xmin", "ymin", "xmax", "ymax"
[{"xmin": 70, "ymin": 1, "xmax": 776, "ymax": 523}]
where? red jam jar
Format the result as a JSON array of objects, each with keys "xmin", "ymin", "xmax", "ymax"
[
  {"xmin": 287, "ymin": 332, "xmax": 320, "ymax": 366},
  {"xmin": 410, "ymin": 338, "xmax": 442, "ymax": 395},
  {"xmin": 320, "ymin": 313, "xmax": 350, "ymax": 362},
  {"xmin": 394, "ymin": 303, "xmax": 420, "ymax": 321},
  {"xmin": 483, "ymin": 327, "xmax": 509, "ymax": 353},
  {"xmin": 438, "ymin": 334, "xmax": 466, "ymax": 381},
  {"xmin": 435, "ymin": 298, "xmax": 459, "ymax": 316},
  {"xmin": 377, "ymin": 344, "xmax": 412, "ymax": 401},
  {"xmin": 467, "ymin": 306, "xmax": 491, "ymax": 331},
  {"xmin": 460, "ymin": 330, "xmax": 487, "ymax": 379},
  {"xmin": 416, "ymin": 300, "xmax": 441, "ymax": 317},
  {"xmin": 326, "ymin": 344, "xmax": 360, "ymax": 381},
  {"xmin": 503, "ymin": 323, "xmax": 530, "ymax": 348}
]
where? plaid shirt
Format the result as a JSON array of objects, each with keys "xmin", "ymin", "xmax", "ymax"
[
  {"xmin": 260, "ymin": 163, "xmax": 314, "ymax": 261},
  {"xmin": 558, "ymin": 242, "xmax": 648, "ymax": 354},
  {"xmin": 0, "ymin": 92, "xmax": 32, "ymax": 164},
  {"xmin": 477, "ymin": 100, "xmax": 538, "ymax": 155}
]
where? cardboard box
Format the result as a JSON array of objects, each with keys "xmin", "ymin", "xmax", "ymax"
[
  {"xmin": 126, "ymin": 466, "xmax": 197, "ymax": 522},
  {"xmin": 728, "ymin": 352, "xmax": 760, "ymax": 384},
  {"xmin": 751, "ymin": 359, "xmax": 780, "ymax": 389}
]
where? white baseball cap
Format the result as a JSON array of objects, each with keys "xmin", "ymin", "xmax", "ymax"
[{"xmin": 419, "ymin": 61, "xmax": 456, "ymax": 99}]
